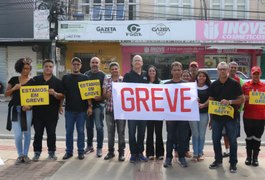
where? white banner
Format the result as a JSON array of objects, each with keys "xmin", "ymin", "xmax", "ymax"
[
  {"xmin": 34, "ymin": 10, "xmax": 50, "ymax": 40},
  {"xmin": 112, "ymin": 82, "xmax": 199, "ymax": 121}
]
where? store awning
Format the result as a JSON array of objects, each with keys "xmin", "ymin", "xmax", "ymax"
[{"xmin": 207, "ymin": 45, "xmax": 264, "ymax": 50}]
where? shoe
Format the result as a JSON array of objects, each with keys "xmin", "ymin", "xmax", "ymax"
[
  {"xmin": 78, "ymin": 153, "xmax": 85, "ymax": 160},
  {"xmin": 252, "ymin": 159, "xmax": 259, "ymax": 167},
  {"xmin": 130, "ymin": 155, "xmax": 137, "ymax": 163},
  {"xmin": 229, "ymin": 164, "xmax": 237, "ymax": 173},
  {"xmin": 104, "ymin": 152, "xmax": 115, "ymax": 160},
  {"xmin": 163, "ymin": 157, "xmax": 172, "ymax": 168},
  {"xmin": 209, "ymin": 161, "xmax": 222, "ymax": 169},
  {"xmin": 245, "ymin": 157, "xmax": 252, "ymax": 166},
  {"xmin": 192, "ymin": 156, "xmax": 198, "ymax": 162},
  {"xmin": 85, "ymin": 146, "xmax": 94, "ymax": 154},
  {"xmin": 185, "ymin": 151, "xmax": 192, "ymax": 158},
  {"xmin": 15, "ymin": 156, "xmax": 23, "ymax": 165},
  {"xmin": 157, "ymin": 156, "xmax": 164, "ymax": 160},
  {"xmin": 62, "ymin": 153, "xmax": 73, "ymax": 160},
  {"xmin": 222, "ymin": 152, "xmax": 230, "ymax": 158},
  {"xmin": 48, "ymin": 153, "xmax": 57, "ymax": 161},
  {"xmin": 32, "ymin": 153, "xmax": 40, "ymax": 162},
  {"xmin": 138, "ymin": 154, "xmax": 148, "ymax": 162},
  {"xmin": 148, "ymin": 156, "xmax": 154, "ymax": 160},
  {"xmin": 178, "ymin": 157, "xmax": 188, "ymax": 168},
  {"xmin": 118, "ymin": 154, "xmax": 125, "ymax": 162},
  {"xmin": 23, "ymin": 156, "xmax": 31, "ymax": 163},
  {"xmin": 97, "ymin": 148, "xmax": 102, "ymax": 158},
  {"xmin": 197, "ymin": 155, "xmax": 205, "ymax": 161},
  {"xmin": 174, "ymin": 150, "xmax": 178, "ymax": 158}
]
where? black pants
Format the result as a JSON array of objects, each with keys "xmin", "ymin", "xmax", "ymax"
[
  {"xmin": 33, "ymin": 117, "xmax": 58, "ymax": 153},
  {"xmin": 146, "ymin": 121, "xmax": 164, "ymax": 157}
]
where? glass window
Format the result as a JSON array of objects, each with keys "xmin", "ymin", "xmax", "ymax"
[
  {"xmin": 117, "ymin": 0, "xmax": 124, "ymax": 3},
  {"xmin": 92, "ymin": 5, "xmax": 102, "ymax": 20},
  {"xmin": 82, "ymin": 5, "xmax": 90, "ymax": 14},
  {"xmin": 168, "ymin": 6, "xmax": 178, "ymax": 19},
  {"xmin": 212, "ymin": 5, "xmax": 220, "ymax": 17},
  {"xmin": 105, "ymin": 0, "xmax": 113, "ymax": 3},
  {"xmin": 224, "ymin": 5, "xmax": 233, "ymax": 18},
  {"xmin": 94, "ymin": 0, "xmax": 101, "ymax": 3},
  {"xmin": 183, "ymin": 5, "xmax": 191, "ymax": 17},
  {"xmin": 237, "ymin": 5, "xmax": 245, "ymax": 18},
  {"xmin": 116, "ymin": 4, "xmax": 125, "ymax": 20},
  {"xmin": 83, "ymin": 0, "xmax": 90, "ymax": 3},
  {"xmin": 157, "ymin": 6, "xmax": 166, "ymax": 19},
  {"xmin": 128, "ymin": 5, "xmax": 136, "ymax": 20},
  {"xmin": 105, "ymin": 5, "xmax": 113, "ymax": 20}
]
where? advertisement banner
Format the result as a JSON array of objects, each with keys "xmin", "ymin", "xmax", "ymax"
[
  {"xmin": 78, "ymin": 80, "xmax": 101, "ymax": 100},
  {"xmin": 112, "ymin": 82, "xmax": 199, "ymax": 121},
  {"xmin": 20, "ymin": 85, "xmax": 49, "ymax": 106}
]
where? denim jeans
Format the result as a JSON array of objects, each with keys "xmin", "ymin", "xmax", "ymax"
[
  {"xmin": 106, "ymin": 112, "xmax": 126, "ymax": 153},
  {"xmin": 12, "ymin": 106, "xmax": 32, "ymax": 157},
  {"xmin": 86, "ymin": 103, "xmax": 105, "ymax": 149},
  {"xmin": 128, "ymin": 120, "xmax": 146, "ymax": 155},
  {"xmin": 166, "ymin": 121, "xmax": 189, "ymax": 159},
  {"xmin": 65, "ymin": 111, "xmax": 86, "ymax": 154},
  {"xmin": 189, "ymin": 113, "xmax": 209, "ymax": 157},
  {"xmin": 212, "ymin": 118, "xmax": 238, "ymax": 164}
]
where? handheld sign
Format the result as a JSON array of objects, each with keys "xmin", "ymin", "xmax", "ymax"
[
  {"xmin": 208, "ymin": 100, "xmax": 234, "ymax": 118},
  {"xmin": 78, "ymin": 79, "xmax": 101, "ymax": 100},
  {"xmin": 20, "ymin": 85, "xmax": 49, "ymax": 106},
  {"xmin": 249, "ymin": 91, "xmax": 265, "ymax": 105}
]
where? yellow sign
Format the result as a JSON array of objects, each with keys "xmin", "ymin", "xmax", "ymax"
[
  {"xmin": 208, "ymin": 100, "xmax": 234, "ymax": 118},
  {"xmin": 249, "ymin": 91, "xmax": 265, "ymax": 105},
  {"xmin": 78, "ymin": 80, "xmax": 101, "ymax": 100},
  {"xmin": 20, "ymin": 85, "xmax": 49, "ymax": 106}
]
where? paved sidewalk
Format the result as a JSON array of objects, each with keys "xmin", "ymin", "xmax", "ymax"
[{"xmin": 0, "ymin": 138, "xmax": 265, "ymax": 180}]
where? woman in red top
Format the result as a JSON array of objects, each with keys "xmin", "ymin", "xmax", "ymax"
[{"xmin": 242, "ymin": 66, "xmax": 265, "ymax": 167}]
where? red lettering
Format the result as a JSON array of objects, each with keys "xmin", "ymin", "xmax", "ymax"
[
  {"xmin": 151, "ymin": 88, "xmax": 164, "ymax": 112},
  {"xmin": 165, "ymin": 88, "xmax": 178, "ymax": 112},
  {"xmin": 121, "ymin": 88, "xmax": 135, "ymax": 111},
  {"xmin": 135, "ymin": 88, "xmax": 150, "ymax": 112},
  {"xmin": 180, "ymin": 88, "xmax": 191, "ymax": 112}
]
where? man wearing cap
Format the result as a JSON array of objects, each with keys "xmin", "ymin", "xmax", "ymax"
[
  {"xmin": 208, "ymin": 61, "xmax": 244, "ymax": 173},
  {"xmin": 62, "ymin": 57, "xmax": 92, "ymax": 160},
  {"xmin": 242, "ymin": 66, "xmax": 265, "ymax": 167},
  {"xmin": 189, "ymin": 61, "xmax": 199, "ymax": 82}
]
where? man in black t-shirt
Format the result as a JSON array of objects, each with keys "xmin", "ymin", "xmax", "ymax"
[
  {"xmin": 32, "ymin": 59, "xmax": 64, "ymax": 161},
  {"xmin": 208, "ymin": 62, "xmax": 244, "ymax": 173},
  {"xmin": 84, "ymin": 57, "xmax": 106, "ymax": 157}
]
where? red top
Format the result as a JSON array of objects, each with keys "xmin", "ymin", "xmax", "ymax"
[{"xmin": 242, "ymin": 80, "xmax": 265, "ymax": 120}]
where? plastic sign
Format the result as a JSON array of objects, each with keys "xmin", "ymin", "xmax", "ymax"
[
  {"xmin": 208, "ymin": 100, "xmax": 234, "ymax": 118},
  {"xmin": 20, "ymin": 85, "xmax": 49, "ymax": 106},
  {"xmin": 249, "ymin": 91, "xmax": 265, "ymax": 105},
  {"xmin": 78, "ymin": 80, "xmax": 101, "ymax": 100}
]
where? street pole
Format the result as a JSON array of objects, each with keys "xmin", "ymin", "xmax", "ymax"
[{"xmin": 51, "ymin": 39, "xmax": 58, "ymax": 76}]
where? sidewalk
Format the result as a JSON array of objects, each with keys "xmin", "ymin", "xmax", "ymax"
[{"xmin": 1, "ymin": 139, "xmax": 265, "ymax": 180}]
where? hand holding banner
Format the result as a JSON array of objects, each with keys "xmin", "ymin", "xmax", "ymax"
[
  {"xmin": 78, "ymin": 80, "xmax": 101, "ymax": 100},
  {"xmin": 208, "ymin": 100, "xmax": 234, "ymax": 118},
  {"xmin": 20, "ymin": 85, "xmax": 49, "ymax": 106},
  {"xmin": 249, "ymin": 91, "xmax": 265, "ymax": 105}
]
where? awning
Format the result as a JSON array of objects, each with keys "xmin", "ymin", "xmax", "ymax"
[{"xmin": 207, "ymin": 45, "xmax": 264, "ymax": 50}]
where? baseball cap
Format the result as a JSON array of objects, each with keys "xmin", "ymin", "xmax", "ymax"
[
  {"xmin": 71, "ymin": 57, "xmax": 82, "ymax": 63},
  {"xmin": 251, "ymin": 66, "xmax": 261, "ymax": 75},
  {"xmin": 189, "ymin": 61, "xmax": 199, "ymax": 68}
]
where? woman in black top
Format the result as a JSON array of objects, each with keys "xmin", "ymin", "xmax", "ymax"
[
  {"xmin": 5, "ymin": 58, "xmax": 33, "ymax": 164},
  {"xmin": 145, "ymin": 65, "xmax": 164, "ymax": 160}
]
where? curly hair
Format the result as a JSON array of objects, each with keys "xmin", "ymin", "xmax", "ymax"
[{"xmin": 15, "ymin": 57, "xmax": 32, "ymax": 73}]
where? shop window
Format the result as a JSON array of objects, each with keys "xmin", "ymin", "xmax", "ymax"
[
  {"xmin": 116, "ymin": 4, "xmax": 125, "ymax": 20},
  {"xmin": 104, "ymin": 5, "xmax": 113, "ymax": 20},
  {"xmin": 92, "ymin": 5, "xmax": 102, "ymax": 20}
]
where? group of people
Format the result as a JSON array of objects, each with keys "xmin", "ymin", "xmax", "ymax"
[{"xmin": 4, "ymin": 55, "xmax": 265, "ymax": 174}]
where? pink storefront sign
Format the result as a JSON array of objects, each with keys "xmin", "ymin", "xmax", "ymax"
[{"xmin": 196, "ymin": 21, "xmax": 265, "ymax": 42}]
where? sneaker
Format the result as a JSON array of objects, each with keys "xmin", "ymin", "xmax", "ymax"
[
  {"xmin": 222, "ymin": 152, "xmax": 230, "ymax": 158},
  {"xmin": 148, "ymin": 156, "xmax": 154, "ymax": 160},
  {"xmin": 78, "ymin": 153, "xmax": 85, "ymax": 160},
  {"xmin": 209, "ymin": 161, "xmax": 222, "ymax": 169},
  {"xmin": 62, "ymin": 153, "xmax": 73, "ymax": 160},
  {"xmin": 85, "ymin": 146, "xmax": 94, "ymax": 154},
  {"xmin": 130, "ymin": 155, "xmax": 137, "ymax": 163},
  {"xmin": 197, "ymin": 155, "xmax": 205, "ymax": 161},
  {"xmin": 192, "ymin": 156, "xmax": 198, "ymax": 162},
  {"xmin": 178, "ymin": 157, "xmax": 188, "ymax": 168},
  {"xmin": 118, "ymin": 154, "xmax": 125, "ymax": 162},
  {"xmin": 245, "ymin": 157, "xmax": 252, "ymax": 166},
  {"xmin": 158, "ymin": 156, "xmax": 164, "ymax": 160},
  {"xmin": 252, "ymin": 159, "xmax": 259, "ymax": 167},
  {"xmin": 163, "ymin": 157, "xmax": 172, "ymax": 168},
  {"xmin": 23, "ymin": 156, "xmax": 31, "ymax": 164},
  {"xmin": 32, "ymin": 153, "xmax": 40, "ymax": 162},
  {"xmin": 48, "ymin": 153, "xmax": 58, "ymax": 161},
  {"xmin": 97, "ymin": 148, "xmax": 102, "ymax": 158},
  {"xmin": 15, "ymin": 156, "xmax": 23, "ymax": 165},
  {"xmin": 229, "ymin": 164, "xmax": 237, "ymax": 173},
  {"xmin": 104, "ymin": 152, "xmax": 115, "ymax": 160},
  {"xmin": 138, "ymin": 154, "xmax": 148, "ymax": 162}
]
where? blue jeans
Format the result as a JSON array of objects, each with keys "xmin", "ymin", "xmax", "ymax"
[
  {"xmin": 128, "ymin": 120, "xmax": 146, "ymax": 155},
  {"xmin": 65, "ymin": 111, "xmax": 86, "ymax": 154},
  {"xmin": 86, "ymin": 103, "xmax": 105, "ymax": 149},
  {"xmin": 212, "ymin": 118, "xmax": 238, "ymax": 164},
  {"xmin": 12, "ymin": 106, "xmax": 32, "ymax": 157},
  {"xmin": 189, "ymin": 113, "xmax": 209, "ymax": 157}
]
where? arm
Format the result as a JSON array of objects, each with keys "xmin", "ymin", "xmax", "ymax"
[
  {"xmin": 87, "ymin": 99, "xmax": 93, "ymax": 116},
  {"xmin": 220, "ymin": 95, "xmax": 245, "ymax": 106},
  {"xmin": 5, "ymin": 83, "xmax": 21, "ymax": 97}
]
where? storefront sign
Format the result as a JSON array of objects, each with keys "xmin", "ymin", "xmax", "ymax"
[
  {"xmin": 208, "ymin": 100, "xmax": 234, "ymax": 118},
  {"xmin": 249, "ymin": 91, "xmax": 265, "ymax": 105},
  {"xmin": 78, "ymin": 80, "xmax": 101, "ymax": 100},
  {"xmin": 112, "ymin": 82, "xmax": 199, "ymax": 121},
  {"xmin": 20, "ymin": 85, "xmax": 49, "ymax": 106}
]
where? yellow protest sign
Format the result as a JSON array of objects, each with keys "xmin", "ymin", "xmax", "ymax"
[
  {"xmin": 20, "ymin": 85, "xmax": 49, "ymax": 106},
  {"xmin": 249, "ymin": 91, "xmax": 265, "ymax": 105},
  {"xmin": 208, "ymin": 100, "xmax": 234, "ymax": 118},
  {"xmin": 78, "ymin": 80, "xmax": 101, "ymax": 100}
]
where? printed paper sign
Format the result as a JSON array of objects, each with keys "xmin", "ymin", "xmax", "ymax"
[
  {"xmin": 112, "ymin": 82, "xmax": 199, "ymax": 121},
  {"xmin": 208, "ymin": 100, "xmax": 234, "ymax": 118},
  {"xmin": 20, "ymin": 85, "xmax": 49, "ymax": 106},
  {"xmin": 249, "ymin": 91, "xmax": 265, "ymax": 105},
  {"xmin": 78, "ymin": 80, "xmax": 101, "ymax": 100}
]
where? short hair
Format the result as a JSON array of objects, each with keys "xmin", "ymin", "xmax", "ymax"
[
  {"xmin": 229, "ymin": 61, "xmax": 238, "ymax": 67},
  {"xmin": 109, "ymin": 62, "xmax": 120, "ymax": 69},
  {"xmin": 43, "ymin": 59, "xmax": 54, "ymax": 66},
  {"xmin": 217, "ymin": 61, "xmax": 228, "ymax": 69},
  {"xmin": 132, "ymin": 55, "xmax": 143, "ymax": 62},
  {"xmin": 15, "ymin": 57, "xmax": 32, "ymax": 73},
  {"xmin": 171, "ymin": 61, "xmax": 182, "ymax": 70},
  {"xmin": 71, "ymin": 57, "xmax": 82, "ymax": 64}
]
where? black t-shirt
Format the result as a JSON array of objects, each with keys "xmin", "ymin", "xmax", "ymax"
[
  {"xmin": 32, "ymin": 75, "xmax": 64, "ymax": 119},
  {"xmin": 8, "ymin": 76, "xmax": 34, "ymax": 106},
  {"xmin": 198, "ymin": 85, "xmax": 210, "ymax": 113},
  {"xmin": 62, "ymin": 73, "xmax": 88, "ymax": 112},
  {"xmin": 84, "ymin": 70, "xmax": 106, "ymax": 105},
  {"xmin": 164, "ymin": 79, "xmax": 185, "ymax": 84},
  {"xmin": 209, "ymin": 77, "xmax": 243, "ymax": 120},
  {"xmin": 123, "ymin": 70, "xmax": 148, "ymax": 83}
]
